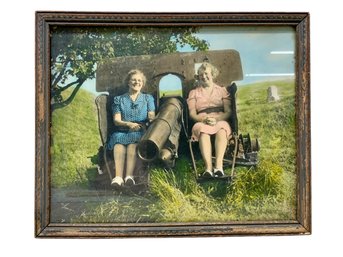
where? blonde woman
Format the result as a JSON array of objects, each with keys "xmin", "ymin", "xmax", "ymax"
[{"xmin": 187, "ymin": 63, "xmax": 232, "ymax": 178}]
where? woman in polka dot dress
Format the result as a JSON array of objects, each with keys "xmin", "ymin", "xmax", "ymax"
[{"xmin": 106, "ymin": 69, "xmax": 155, "ymax": 187}]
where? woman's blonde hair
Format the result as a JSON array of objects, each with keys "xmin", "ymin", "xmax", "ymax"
[
  {"xmin": 197, "ymin": 62, "xmax": 219, "ymax": 79},
  {"xmin": 124, "ymin": 69, "xmax": 147, "ymax": 87}
]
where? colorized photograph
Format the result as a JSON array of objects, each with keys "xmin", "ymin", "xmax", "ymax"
[{"xmin": 49, "ymin": 24, "xmax": 297, "ymax": 224}]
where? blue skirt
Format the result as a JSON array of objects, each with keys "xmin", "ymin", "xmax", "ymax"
[{"xmin": 106, "ymin": 130, "xmax": 144, "ymax": 150}]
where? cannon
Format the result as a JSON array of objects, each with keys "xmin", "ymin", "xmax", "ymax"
[
  {"xmin": 137, "ymin": 97, "xmax": 183, "ymax": 168},
  {"xmin": 95, "ymin": 49, "xmax": 260, "ymax": 187}
]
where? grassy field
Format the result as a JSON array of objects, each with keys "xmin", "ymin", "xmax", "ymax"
[
  {"xmin": 51, "ymin": 88, "xmax": 101, "ymax": 188},
  {"xmin": 51, "ymin": 79, "xmax": 297, "ymax": 223},
  {"xmin": 159, "ymin": 89, "xmax": 183, "ymax": 97}
]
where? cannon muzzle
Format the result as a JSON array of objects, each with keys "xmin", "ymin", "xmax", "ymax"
[{"xmin": 137, "ymin": 97, "xmax": 183, "ymax": 162}]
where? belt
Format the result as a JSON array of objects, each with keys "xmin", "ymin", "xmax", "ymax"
[{"xmin": 198, "ymin": 107, "xmax": 224, "ymax": 114}]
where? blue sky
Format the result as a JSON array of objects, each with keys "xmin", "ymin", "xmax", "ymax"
[
  {"xmin": 182, "ymin": 26, "xmax": 296, "ymax": 85},
  {"xmin": 82, "ymin": 26, "xmax": 295, "ymax": 95}
]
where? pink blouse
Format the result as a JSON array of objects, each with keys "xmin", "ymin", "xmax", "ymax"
[
  {"xmin": 187, "ymin": 84, "xmax": 230, "ymax": 114},
  {"xmin": 187, "ymin": 84, "xmax": 232, "ymax": 141}
]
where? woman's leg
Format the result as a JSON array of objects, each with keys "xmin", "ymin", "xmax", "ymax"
[
  {"xmin": 113, "ymin": 144, "xmax": 126, "ymax": 179},
  {"xmin": 214, "ymin": 129, "xmax": 228, "ymax": 170},
  {"xmin": 199, "ymin": 133, "xmax": 212, "ymax": 172},
  {"xmin": 126, "ymin": 143, "xmax": 137, "ymax": 179}
]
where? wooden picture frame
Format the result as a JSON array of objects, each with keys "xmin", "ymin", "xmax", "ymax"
[{"xmin": 35, "ymin": 12, "xmax": 311, "ymax": 237}]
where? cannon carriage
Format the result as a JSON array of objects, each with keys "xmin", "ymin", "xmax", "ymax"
[{"xmin": 95, "ymin": 49, "xmax": 259, "ymax": 188}]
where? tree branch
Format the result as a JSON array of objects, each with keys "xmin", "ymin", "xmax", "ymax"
[
  {"xmin": 52, "ymin": 79, "xmax": 80, "ymax": 98},
  {"xmin": 51, "ymin": 80, "xmax": 85, "ymax": 111},
  {"xmin": 51, "ymin": 59, "xmax": 70, "ymax": 88}
]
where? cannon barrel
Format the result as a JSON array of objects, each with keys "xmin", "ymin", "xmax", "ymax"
[{"xmin": 137, "ymin": 97, "xmax": 183, "ymax": 162}]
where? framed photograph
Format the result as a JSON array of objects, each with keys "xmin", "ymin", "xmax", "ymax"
[{"xmin": 35, "ymin": 12, "xmax": 311, "ymax": 237}]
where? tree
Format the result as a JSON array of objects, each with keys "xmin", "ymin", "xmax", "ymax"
[{"xmin": 51, "ymin": 26, "xmax": 209, "ymax": 110}]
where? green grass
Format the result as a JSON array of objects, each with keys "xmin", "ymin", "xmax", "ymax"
[
  {"xmin": 159, "ymin": 89, "xmax": 183, "ymax": 97},
  {"xmin": 237, "ymin": 80, "xmax": 296, "ymax": 173},
  {"xmin": 53, "ymin": 79, "xmax": 297, "ymax": 223},
  {"xmin": 51, "ymin": 88, "xmax": 101, "ymax": 188}
]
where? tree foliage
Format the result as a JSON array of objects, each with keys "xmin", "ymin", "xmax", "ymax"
[{"xmin": 51, "ymin": 26, "xmax": 209, "ymax": 110}]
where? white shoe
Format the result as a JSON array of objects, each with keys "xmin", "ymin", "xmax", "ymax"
[
  {"xmin": 202, "ymin": 170, "xmax": 213, "ymax": 178},
  {"xmin": 111, "ymin": 176, "xmax": 124, "ymax": 187},
  {"xmin": 214, "ymin": 168, "xmax": 224, "ymax": 177},
  {"xmin": 124, "ymin": 176, "xmax": 135, "ymax": 186}
]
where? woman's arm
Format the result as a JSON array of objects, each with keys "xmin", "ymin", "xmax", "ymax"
[
  {"xmin": 208, "ymin": 87, "xmax": 232, "ymax": 123},
  {"xmin": 189, "ymin": 108, "xmax": 207, "ymax": 123},
  {"xmin": 113, "ymin": 113, "xmax": 142, "ymax": 131},
  {"xmin": 203, "ymin": 98, "xmax": 231, "ymax": 126},
  {"xmin": 187, "ymin": 90, "xmax": 207, "ymax": 123},
  {"xmin": 213, "ymin": 98, "xmax": 231, "ymax": 122},
  {"xmin": 148, "ymin": 111, "xmax": 155, "ymax": 122}
]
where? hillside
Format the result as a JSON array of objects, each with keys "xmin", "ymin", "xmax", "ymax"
[
  {"xmin": 237, "ymin": 80, "xmax": 296, "ymax": 172},
  {"xmin": 51, "ymin": 88, "xmax": 101, "ymax": 187},
  {"xmin": 51, "ymin": 80, "xmax": 297, "ymax": 223}
]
